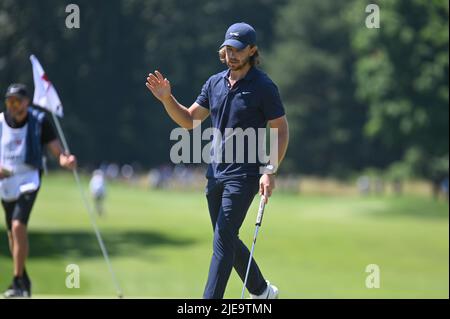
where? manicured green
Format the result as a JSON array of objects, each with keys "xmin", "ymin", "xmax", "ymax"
[{"xmin": 0, "ymin": 174, "xmax": 448, "ymax": 298}]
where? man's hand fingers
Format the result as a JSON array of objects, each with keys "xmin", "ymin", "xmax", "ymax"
[
  {"xmin": 148, "ymin": 73, "xmax": 158, "ymax": 82},
  {"xmin": 146, "ymin": 81, "xmax": 156, "ymax": 91},
  {"xmin": 148, "ymin": 79, "xmax": 160, "ymax": 91},
  {"xmin": 259, "ymin": 182, "xmax": 264, "ymax": 196},
  {"xmin": 60, "ymin": 153, "xmax": 77, "ymax": 169},
  {"xmin": 264, "ymin": 184, "xmax": 272, "ymax": 203},
  {"xmin": 264, "ymin": 184, "xmax": 271, "ymax": 197},
  {"xmin": 148, "ymin": 76, "xmax": 159, "ymax": 86},
  {"xmin": 148, "ymin": 73, "xmax": 160, "ymax": 84},
  {"xmin": 68, "ymin": 155, "xmax": 77, "ymax": 169},
  {"xmin": 155, "ymin": 70, "xmax": 164, "ymax": 81}
]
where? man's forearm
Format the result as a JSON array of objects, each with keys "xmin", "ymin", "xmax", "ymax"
[
  {"xmin": 48, "ymin": 140, "xmax": 64, "ymax": 158},
  {"xmin": 161, "ymin": 95, "xmax": 193, "ymax": 129},
  {"xmin": 47, "ymin": 140, "xmax": 77, "ymax": 169},
  {"xmin": 278, "ymin": 128, "xmax": 289, "ymax": 166},
  {"xmin": 268, "ymin": 116, "xmax": 289, "ymax": 171},
  {"xmin": 276, "ymin": 126, "xmax": 289, "ymax": 170}
]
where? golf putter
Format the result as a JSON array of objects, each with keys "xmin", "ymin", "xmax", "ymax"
[{"xmin": 241, "ymin": 195, "xmax": 266, "ymax": 299}]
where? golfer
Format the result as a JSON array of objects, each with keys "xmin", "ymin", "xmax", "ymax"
[
  {"xmin": 146, "ymin": 22, "xmax": 289, "ymax": 299},
  {"xmin": 0, "ymin": 84, "xmax": 77, "ymax": 298}
]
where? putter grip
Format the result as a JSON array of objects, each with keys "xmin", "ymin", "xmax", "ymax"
[{"xmin": 255, "ymin": 197, "xmax": 266, "ymax": 226}]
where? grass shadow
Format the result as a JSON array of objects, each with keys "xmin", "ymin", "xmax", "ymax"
[
  {"xmin": 0, "ymin": 229, "xmax": 196, "ymax": 259},
  {"xmin": 362, "ymin": 196, "xmax": 449, "ymax": 220}
]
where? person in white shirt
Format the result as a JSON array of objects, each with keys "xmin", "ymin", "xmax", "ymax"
[{"xmin": 0, "ymin": 83, "xmax": 77, "ymax": 298}]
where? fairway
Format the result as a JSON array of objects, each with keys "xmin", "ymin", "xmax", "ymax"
[{"xmin": 0, "ymin": 173, "xmax": 448, "ymax": 299}]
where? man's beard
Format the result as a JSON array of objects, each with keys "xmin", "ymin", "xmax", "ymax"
[
  {"xmin": 227, "ymin": 56, "xmax": 250, "ymax": 70},
  {"xmin": 8, "ymin": 107, "xmax": 27, "ymax": 121}
]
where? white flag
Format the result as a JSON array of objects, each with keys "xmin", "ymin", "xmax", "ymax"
[{"xmin": 29, "ymin": 54, "xmax": 64, "ymax": 117}]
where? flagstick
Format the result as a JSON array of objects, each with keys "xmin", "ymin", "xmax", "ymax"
[{"xmin": 51, "ymin": 112, "xmax": 124, "ymax": 298}]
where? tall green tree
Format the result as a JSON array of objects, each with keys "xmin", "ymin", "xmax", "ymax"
[
  {"xmin": 0, "ymin": 0, "xmax": 283, "ymax": 167},
  {"xmin": 266, "ymin": 0, "xmax": 394, "ymax": 176},
  {"xmin": 348, "ymin": 0, "xmax": 449, "ymax": 180}
]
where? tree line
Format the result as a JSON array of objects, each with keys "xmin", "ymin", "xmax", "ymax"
[{"xmin": 0, "ymin": 0, "xmax": 448, "ymax": 181}]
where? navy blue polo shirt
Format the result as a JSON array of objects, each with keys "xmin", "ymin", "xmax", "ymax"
[{"xmin": 195, "ymin": 66, "xmax": 285, "ymax": 179}]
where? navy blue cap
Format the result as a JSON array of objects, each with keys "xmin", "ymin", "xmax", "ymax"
[
  {"xmin": 5, "ymin": 83, "xmax": 28, "ymax": 99},
  {"xmin": 220, "ymin": 22, "xmax": 256, "ymax": 50}
]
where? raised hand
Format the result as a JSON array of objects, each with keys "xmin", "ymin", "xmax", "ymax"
[{"xmin": 146, "ymin": 70, "xmax": 171, "ymax": 102}]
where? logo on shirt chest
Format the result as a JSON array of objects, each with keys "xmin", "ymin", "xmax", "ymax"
[
  {"xmin": 235, "ymin": 91, "xmax": 256, "ymax": 111},
  {"xmin": 5, "ymin": 138, "xmax": 24, "ymax": 152}
]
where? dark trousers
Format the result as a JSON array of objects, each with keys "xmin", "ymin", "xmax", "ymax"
[{"xmin": 203, "ymin": 176, "xmax": 267, "ymax": 299}]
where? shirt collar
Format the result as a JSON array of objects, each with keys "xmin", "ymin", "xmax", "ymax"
[{"xmin": 223, "ymin": 66, "xmax": 257, "ymax": 82}]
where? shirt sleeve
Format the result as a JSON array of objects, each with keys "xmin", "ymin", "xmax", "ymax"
[
  {"xmin": 260, "ymin": 82, "xmax": 286, "ymax": 121},
  {"xmin": 195, "ymin": 78, "xmax": 210, "ymax": 109},
  {"xmin": 40, "ymin": 115, "xmax": 58, "ymax": 145}
]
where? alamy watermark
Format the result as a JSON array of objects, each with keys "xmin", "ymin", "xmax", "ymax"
[
  {"xmin": 65, "ymin": 4, "xmax": 80, "ymax": 29},
  {"xmin": 65, "ymin": 264, "xmax": 80, "ymax": 289},
  {"xmin": 365, "ymin": 264, "xmax": 381, "ymax": 288},
  {"xmin": 365, "ymin": 4, "xmax": 380, "ymax": 29},
  {"xmin": 169, "ymin": 120, "xmax": 279, "ymax": 174}
]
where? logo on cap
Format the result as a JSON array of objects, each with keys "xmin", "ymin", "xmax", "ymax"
[{"xmin": 220, "ymin": 22, "xmax": 257, "ymax": 50}]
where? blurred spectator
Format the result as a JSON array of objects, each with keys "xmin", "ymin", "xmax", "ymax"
[
  {"xmin": 106, "ymin": 163, "xmax": 120, "ymax": 179},
  {"xmin": 148, "ymin": 169, "xmax": 163, "ymax": 188},
  {"xmin": 121, "ymin": 164, "xmax": 134, "ymax": 180},
  {"xmin": 173, "ymin": 164, "xmax": 194, "ymax": 186},
  {"xmin": 357, "ymin": 176, "xmax": 371, "ymax": 196},
  {"xmin": 392, "ymin": 178, "xmax": 403, "ymax": 196},
  {"xmin": 147, "ymin": 164, "xmax": 173, "ymax": 189},
  {"xmin": 441, "ymin": 177, "xmax": 449, "ymax": 202},
  {"xmin": 374, "ymin": 178, "xmax": 385, "ymax": 196},
  {"xmin": 89, "ymin": 170, "xmax": 106, "ymax": 216}
]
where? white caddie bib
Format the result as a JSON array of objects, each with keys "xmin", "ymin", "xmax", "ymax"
[{"xmin": 0, "ymin": 113, "xmax": 40, "ymax": 201}]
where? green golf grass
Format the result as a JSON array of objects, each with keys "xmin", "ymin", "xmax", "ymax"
[{"xmin": 0, "ymin": 173, "xmax": 448, "ymax": 299}]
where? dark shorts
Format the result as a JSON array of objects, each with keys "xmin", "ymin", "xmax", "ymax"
[{"xmin": 1, "ymin": 190, "xmax": 39, "ymax": 230}]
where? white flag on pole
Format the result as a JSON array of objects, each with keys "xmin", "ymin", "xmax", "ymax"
[{"xmin": 29, "ymin": 54, "xmax": 64, "ymax": 117}]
